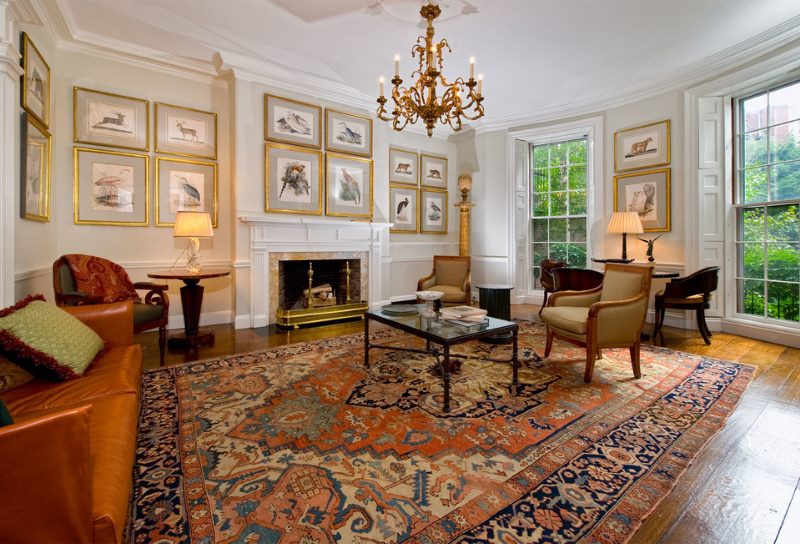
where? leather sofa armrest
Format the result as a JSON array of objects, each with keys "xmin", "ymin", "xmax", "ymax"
[
  {"xmin": 64, "ymin": 300, "xmax": 134, "ymax": 347},
  {"xmin": 0, "ymin": 405, "xmax": 93, "ymax": 543}
]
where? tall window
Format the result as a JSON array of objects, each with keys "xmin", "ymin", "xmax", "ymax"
[
  {"xmin": 736, "ymin": 79, "xmax": 800, "ymax": 323},
  {"xmin": 530, "ymin": 138, "xmax": 588, "ymax": 289}
]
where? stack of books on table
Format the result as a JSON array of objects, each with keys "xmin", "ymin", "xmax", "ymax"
[{"xmin": 440, "ymin": 306, "xmax": 488, "ymax": 326}]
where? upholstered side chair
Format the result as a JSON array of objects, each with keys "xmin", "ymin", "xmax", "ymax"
[
  {"xmin": 417, "ymin": 255, "xmax": 471, "ymax": 306},
  {"xmin": 538, "ymin": 259, "xmax": 566, "ymax": 315},
  {"xmin": 540, "ymin": 264, "xmax": 653, "ymax": 383},
  {"xmin": 653, "ymin": 266, "xmax": 720, "ymax": 345},
  {"xmin": 53, "ymin": 254, "xmax": 170, "ymax": 366}
]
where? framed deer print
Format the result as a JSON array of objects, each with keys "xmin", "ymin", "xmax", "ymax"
[
  {"xmin": 613, "ymin": 167, "xmax": 671, "ymax": 232},
  {"xmin": 73, "ymin": 147, "xmax": 149, "ymax": 226},
  {"xmin": 21, "ymin": 113, "xmax": 51, "ymax": 222},
  {"xmin": 420, "ymin": 187, "xmax": 448, "ymax": 234},
  {"xmin": 614, "ymin": 119, "xmax": 670, "ymax": 173},
  {"xmin": 420, "ymin": 153, "xmax": 448, "ymax": 188},
  {"xmin": 265, "ymin": 142, "xmax": 323, "ymax": 215},
  {"xmin": 264, "ymin": 94, "xmax": 322, "ymax": 149},
  {"xmin": 155, "ymin": 103, "xmax": 217, "ymax": 159},
  {"xmin": 389, "ymin": 147, "xmax": 418, "ymax": 185},
  {"xmin": 389, "ymin": 184, "xmax": 419, "ymax": 233},
  {"xmin": 325, "ymin": 152, "xmax": 373, "ymax": 219},
  {"xmin": 325, "ymin": 109, "xmax": 372, "ymax": 157},
  {"xmin": 155, "ymin": 157, "xmax": 218, "ymax": 227},
  {"xmin": 74, "ymin": 87, "xmax": 149, "ymax": 151},
  {"xmin": 21, "ymin": 33, "xmax": 50, "ymax": 128}
]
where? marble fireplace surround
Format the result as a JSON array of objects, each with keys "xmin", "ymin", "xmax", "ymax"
[{"xmin": 240, "ymin": 215, "xmax": 392, "ymax": 327}]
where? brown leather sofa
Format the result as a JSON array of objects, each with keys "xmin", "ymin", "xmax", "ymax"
[{"xmin": 0, "ymin": 301, "xmax": 142, "ymax": 543}]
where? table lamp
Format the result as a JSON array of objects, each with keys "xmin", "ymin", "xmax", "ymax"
[
  {"xmin": 173, "ymin": 211, "xmax": 213, "ymax": 273},
  {"xmin": 607, "ymin": 211, "xmax": 643, "ymax": 261}
]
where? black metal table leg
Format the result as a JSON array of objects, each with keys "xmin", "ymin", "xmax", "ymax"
[
  {"xmin": 443, "ymin": 344, "xmax": 451, "ymax": 413},
  {"xmin": 512, "ymin": 326, "xmax": 519, "ymax": 394},
  {"xmin": 364, "ymin": 314, "xmax": 370, "ymax": 368}
]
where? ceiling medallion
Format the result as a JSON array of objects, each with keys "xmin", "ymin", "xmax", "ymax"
[{"xmin": 376, "ymin": 1, "xmax": 484, "ymax": 137}]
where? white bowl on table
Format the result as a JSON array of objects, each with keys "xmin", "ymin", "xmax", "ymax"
[{"xmin": 415, "ymin": 290, "xmax": 444, "ymax": 318}]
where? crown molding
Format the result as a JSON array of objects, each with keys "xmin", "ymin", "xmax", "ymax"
[
  {"xmin": 7, "ymin": 0, "xmax": 42, "ymax": 26},
  {"xmin": 472, "ymin": 14, "xmax": 800, "ymax": 134}
]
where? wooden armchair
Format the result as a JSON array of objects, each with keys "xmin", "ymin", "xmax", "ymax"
[
  {"xmin": 552, "ymin": 267, "xmax": 605, "ymax": 292},
  {"xmin": 417, "ymin": 255, "xmax": 471, "ymax": 305},
  {"xmin": 653, "ymin": 266, "xmax": 719, "ymax": 345},
  {"xmin": 539, "ymin": 259, "xmax": 566, "ymax": 314},
  {"xmin": 541, "ymin": 264, "xmax": 653, "ymax": 383},
  {"xmin": 53, "ymin": 254, "xmax": 169, "ymax": 366}
]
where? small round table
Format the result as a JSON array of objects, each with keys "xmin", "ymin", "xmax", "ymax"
[
  {"xmin": 477, "ymin": 284, "xmax": 514, "ymax": 344},
  {"xmin": 147, "ymin": 267, "xmax": 231, "ymax": 349}
]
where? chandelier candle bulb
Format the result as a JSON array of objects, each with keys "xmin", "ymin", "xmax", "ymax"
[
  {"xmin": 477, "ymin": 74, "xmax": 483, "ymax": 95},
  {"xmin": 379, "ymin": 77, "xmax": 385, "ymax": 98},
  {"xmin": 394, "ymin": 55, "xmax": 400, "ymax": 77},
  {"xmin": 470, "ymin": 57, "xmax": 475, "ymax": 79}
]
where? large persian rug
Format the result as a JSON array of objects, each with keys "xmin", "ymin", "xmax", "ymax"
[{"xmin": 132, "ymin": 321, "xmax": 753, "ymax": 543}]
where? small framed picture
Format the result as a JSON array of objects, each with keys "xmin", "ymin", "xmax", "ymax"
[
  {"xmin": 21, "ymin": 113, "xmax": 51, "ymax": 222},
  {"xmin": 325, "ymin": 152, "xmax": 373, "ymax": 219},
  {"xmin": 420, "ymin": 187, "xmax": 448, "ymax": 234},
  {"xmin": 73, "ymin": 147, "xmax": 149, "ymax": 226},
  {"xmin": 265, "ymin": 142, "xmax": 323, "ymax": 215},
  {"xmin": 420, "ymin": 153, "xmax": 448, "ymax": 188},
  {"xmin": 73, "ymin": 87, "xmax": 149, "ymax": 151},
  {"xmin": 264, "ymin": 94, "xmax": 321, "ymax": 149},
  {"xmin": 613, "ymin": 167, "xmax": 671, "ymax": 232},
  {"xmin": 325, "ymin": 109, "xmax": 372, "ymax": 157},
  {"xmin": 21, "ymin": 33, "xmax": 50, "ymax": 128},
  {"xmin": 389, "ymin": 184, "xmax": 419, "ymax": 233},
  {"xmin": 614, "ymin": 119, "xmax": 670, "ymax": 173},
  {"xmin": 155, "ymin": 157, "xmax": 218, "ymax": 227},
  {"xmin": 155, "ymin": 102, "xmax": 217, "ymax": 159},
  {"xmin": 389, "ymin": 147, "xmax": 419, "ymax": 185}
]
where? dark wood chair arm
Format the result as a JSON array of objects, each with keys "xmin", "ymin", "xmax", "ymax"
[
  {"xmin": 417, "ymin": 269, "xmax": 436, "ymax": 291},
  {"xmin": 588, "ymin": 292, "xmax": 648, "ymax": 318},
  {"xmin": 133, "ymin": 281, "xmax": 168, "ymax": 292}
]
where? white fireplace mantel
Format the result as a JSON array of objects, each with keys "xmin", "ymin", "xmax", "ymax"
[{"xmin": 240, "ymin": 214, "xmax": 392, "ymax": 327}]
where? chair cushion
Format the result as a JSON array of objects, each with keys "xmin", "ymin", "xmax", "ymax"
[
  {"xmin": 540, "ymin": 306, "xmax": 590, "ymax": 335},
  {"xmin": 656, "ymin": 291, "xmax": 707, "ymax": 306},
  {"xmin": 63, "ymin": 254, "xmax": 139, "ymax": 304},
  {"xmin": 133, "ymin": 302, "xmax": 164, "ymax": 325},
  {"xmin": 600, "ymin": 268, "xmax": 645, "ymax": 301},
  {"xmin": 0, "ymin": 295, "xmax": 105, "ymax": 381},
  {"xmin": 436, "ymin": 260, "xmax": 468, "ymax": 287},
  {"xmin": 428, "ymin": 285, "xmax": 467, "ymax": 304}
]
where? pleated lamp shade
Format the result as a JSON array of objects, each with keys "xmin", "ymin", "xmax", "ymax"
[
  {"xmin": 173, "ymin": 211, "xmax": 214, "ymax": 238},
  {"xmin": 607, "ymin": 211, "xmax": 644, "ymax": 234}
]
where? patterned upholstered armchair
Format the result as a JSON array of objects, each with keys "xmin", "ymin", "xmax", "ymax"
[
  {"xmin": 53, "ymin": 254, "xmax": 169, "ymax": 366},
  {"xmin": 540, "ymin": 264, "xmax": 653, "ymax": 383},
  {"xmin": 417, "ymin": 255, "xmax": 471, "ymax": 306}
]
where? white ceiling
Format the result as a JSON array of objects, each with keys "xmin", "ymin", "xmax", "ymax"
[{"xmin": 53, "ymin": 0, "xmax": 800, "ymax": 126}]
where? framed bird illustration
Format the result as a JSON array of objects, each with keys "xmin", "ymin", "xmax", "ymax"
[
  {"xmin": 155, "ymin": 156, "xmax": 218, "ymax": 227},
  {"xmin": 389, "ymin": 184, "xmax": 419, "ymax": 233},
  {"xmin": 420, "ymin": 187, "xmax": 448, "ymax": 234},
  {"xmin": 325, "ymin": 152, "xmax": 373, "ymax": 219}
]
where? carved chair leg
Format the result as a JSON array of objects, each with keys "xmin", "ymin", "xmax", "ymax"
[
  {"xmin": 539, "ymin": 291, "xmax": 549, "ymax": 316},
  {"xmin": 697, "ymin": 307, "xmax": 711, "ymax": 345},
  {"xmin": 544, "ymin": 328, "xmax": 554, "ymax": 357},
  {"xmin": 159, "ymin": 326, "xmax": 167, "ymax": 367},
  {"xmin": 652, "ymin": 302, "xmax": 665, "ymax": 344},
  {"xmin": 584, "ymin": 348, "xmax": 596, "ymax": 383},
  {"xmin": 596, "ymin": 348, "xmax": 602, "ymax": 360},
  {"xmin": 630, "ymin": 342, "xmax": 641, "ymax": 379}
]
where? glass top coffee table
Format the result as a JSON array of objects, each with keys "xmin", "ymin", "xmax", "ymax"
[{"xmin": 364, "ymin": 305, "xmax": 540, "ymax": 413}]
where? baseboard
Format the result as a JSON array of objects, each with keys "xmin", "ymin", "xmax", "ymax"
[
  {"xmin": 234, "ymin": 314, "xmax": 252, "ymax": 329},
  {"xmin": 722, "ymin": 317, "xmax": 800, "ymax": 348},
  {"xmin": 167, "ymin": 310, "xmax": 232, "ymax": 330}
]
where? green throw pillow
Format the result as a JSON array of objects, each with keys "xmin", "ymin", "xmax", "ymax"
[
  {"xmin": 0, "ymin": 398, "xmax": 12, "ymax": 427},
  {"xmin": 0, "ymin": 295, "xmax": 104, "ymax": 381}
]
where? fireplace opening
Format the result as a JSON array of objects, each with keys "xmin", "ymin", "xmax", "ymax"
[{"xmin": 279, "ymin": 259, "xmax": 362, "ymax": 311}]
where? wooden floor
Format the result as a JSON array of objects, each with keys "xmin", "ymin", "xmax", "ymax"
[{"xmin": 136, "ymin": 305, "xmax": 800, "ymax": 543}]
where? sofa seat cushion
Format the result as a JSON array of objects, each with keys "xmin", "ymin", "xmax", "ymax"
[
  {"xmin": 427, "ymin": 284, "xmax": 466, "ymax": 304},
  {"xmin": 0, "ymin": 345, "xmax": 142, "ymax": 415},
  {"xmin": 541, "ymin": 306, "xmax": 590, "ymax": 335}
]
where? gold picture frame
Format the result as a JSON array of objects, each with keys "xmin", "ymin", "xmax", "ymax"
[
  {"xmin": 325, "ymin": 109, "xmax": 372, "ymax": 157},
  {"xmin": 420, "ymin": 187, "xmax": 448, "ymax": 234},
  {"xmin": 21, "ymin": 33, "xmax": 50, "ymax": 128},
  {"xmin": 264, "ymin": 94, "xmax": 322, "ymax": 149},
  {"xmin": 73, "ymin": 147, "xmax": 150, "ymax": 226},
  {"xmin": 389, "ymin": 184, "xmax": 419, "ymax": 233},
  {"xmin": 155, "ymin": 102, "xmax": 218, "ymax": 160},
  {"xmin": 420, "ymin": 153, "xmax": 448, "ymax": 188},
  {"xmin": 613, "ymin": 167, "xmax": 671, "ymax": 232},
  {"xmin": 21, "ymin": 113, "xmax": 51, "ymax": 222},
  {"xmin": 155, "ymin": 157, "xmax": 218, "ymax": 227},
  {"xmin": 265, "ymin": 142, "xmax": 323, "ymax": 215},
  {"xmin": 389, "ymin": 147, "xmax": 419, "ymax": 185},
  {"xmin": 613, "ymin": 119, "xmax": 671, "ymax": 173},
  {"xmin": 73, "ymin": 87, "xmax": 150, "ymax": 151},
  {"xmin": 325, "ymin": 152, "xmax": 373, "ymax": 219}
]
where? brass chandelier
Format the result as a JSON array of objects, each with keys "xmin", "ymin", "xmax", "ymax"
[{"xmin": 376, "ymin": 1, "xmax": 484, "ymax": 137}]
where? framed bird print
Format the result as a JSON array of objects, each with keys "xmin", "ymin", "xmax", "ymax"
[
  {"xmin": 389, "ymin": 147, "xmax": 418, "ymax": 185},
  {"xmin": 420, "ymin": 187, "xmax": 448, "ymax": 234},
  {"xmin": 21, "ymin": 113, "xmax": 51, "ymax": 222},
  {"xmin": 21, "ymin": 33, "xmax": 50, "ymax": 128},
  {"xmin": 155, "ymin": 157, "xmax": 218, "ymax": 227},
  {"xmin": 325, "ymin": 109, "xmax": 372, "ymax": 157},
  {"xmin": 74, "ymin": 87, "xmax": 149, "ymax": 151},
  {"xmin": 264, "ymin": 94, "xmax": 322, "ymax": 149},
  {"xmin": 613, "ymin": 167, "xmax": 671, "ymax": 232},
  {"xmin": 613, "ymin": 119, "xmax": 670, "ymax": 173},
  {"xmin": 73, "ymin": 147, "xmax": 149, "ymax": 226},
  {"xmin": 325, "ymin": 152, "xmax": 373, "ymax": 219},
  {"xmin": 265, "ymin": 142, "xmax": 323, "ymax": 215},
  {"xmin": 420, "ymin": 153, "xmax": 447, "ymax": 188},
  {"xmin": 155, "ymin": 102, "xmax": 217, "ymax": 159},
  {"xmin": 389, "ymin": 184, "xmax": 419, "ymax": 233}
]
